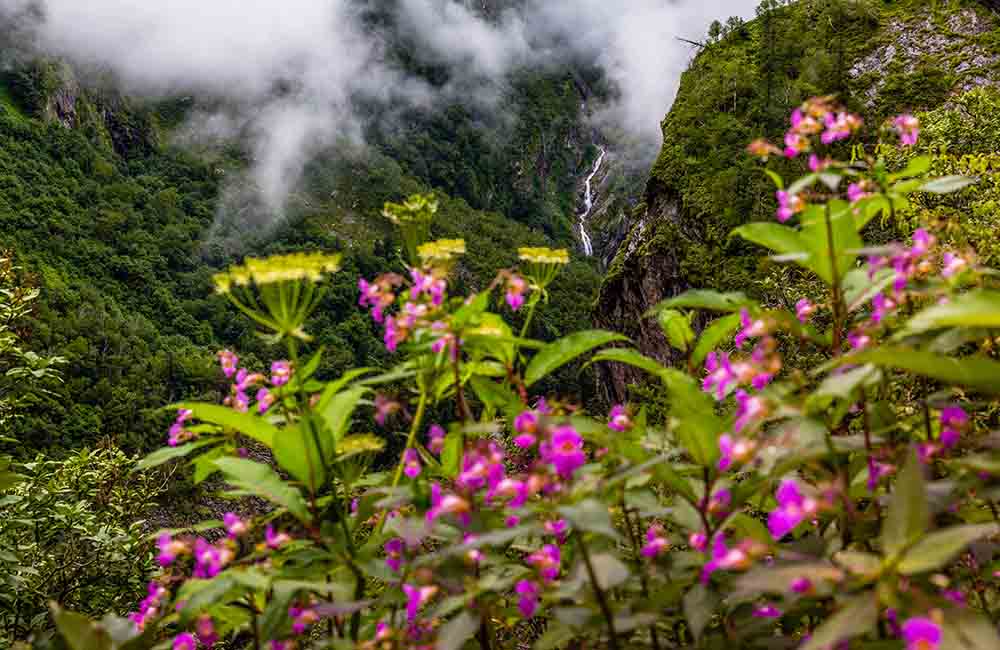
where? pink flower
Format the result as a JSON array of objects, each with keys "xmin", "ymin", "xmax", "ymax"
[
  {"xmin": 192, "ymin": 538, "xmax": 231, "ymax": 579},
  {"xmin": 129, "ymin": 581, "xmax": 168, "ymax": 630},
  {"xmin": 608, "ymin": 404, "xmax": 631, "ymax": 432},
  {"xmin": 527, "ymin": 544, "xmax": 562, "ymax": 582},
  {"xmin": 402, "ymin": 584, "xmax": 437, "ymax": 623},
  {"xmin": 223, "ymin": 513, "xmax": 247, "ymax": 538},
  {"xmin": 157, "ymin": 533, "xmax": 187, "ymax": 567},
  {"xmin": 735, "ymin": 309, "xmax": 766, "ymax": 347},
  {"xmin": 795, "ymin": 298, "xmax": 814, "ymax": 323},
  {"xmin": 515, "ymin": 580, "xmax": 540, "ymax": 618},
  {"xmin": 847, "ymin": 182, "xmax": 870, "ymax": 204},
  {"xmin": 385, "ymin": 538, "xmax": 405, "ymax": 573},
  {"xmin": 894, "ymin": 114, "xmax": 920, "ymax": 147},
  {"xmin": 942, "ymin": 252, "xmax": 967, "ymax": 278},
  {"xmin": 703, "ymin": 351, "xmax": 737, "ymax": 399},
  {"xmin": 767, "ymin": 479, "xmax": 817, "ymax": 540},
  {"xmin": 790, "ymin": 577, "xmax": 812, "ymax": 594},
  {"xmin": 848, "ymin": 331, "xmax": 871, "ymax": 350},
  {"xmin": 734, "ymin": 390, "xmax": 765, "ymax": 432},
  {"xmin": 256, "ymin": 388, "xmax": 275, "ymax": 414},
  {"xmin": 403, "ymin": 448, "xmax": 421, "ymax": 479},
  {"xmin": 641, "ymin": 525, "xmax": 669, "ymax": 558},
  {"xmin": 289, "ymin": 603, "xmax": 319, "ymax": 634},
  {"xmin": 940, "ymin": 406, "xmax": 968, "ymax": 449},
  {"xmin": 753, "ymin": 605, "xmax": 782, "ymax": 618},
  {"xmin": 776, "ymin": 190, "xmax": 805, "ymax": 222},
  {"xmin": 196, "ymin": 616, "xmax": 218, "ymax": 648},
  {"xmin": 514, "ymin": 411, "xmax": 539, "ymax": 448},
  {"xmin": 544, "ymin": 519, "xmax": 568, "ymax": 542},
  {"xmin": 265, "ymin": 525, "xmax": 291, "ymax": 550},
  {"xmin": 821, "ymin": 111, "xmax": 862, "ymax": 144},
  {"xmin": 541, "ymin": 425, "xmax": 587, "ymax": 480},
  {"xmin": 700, "ymin": 534, "xmax": 752, "ymax": 584},
  {"xmin": 506, "ymin": 274, "xmax": 527, "ymax": 311},
  {"xmin": 867, "ymin": 457, "xmax": 893, "ymax": 491},
  {"xmin": 218, "ymin": 350, "xmax": 239, "ymax": 378},
  {"xmin": 270, "ymin": 361, "xmax": 291, "ymax": 386},
  {"xmin": 902, "ymin": 617, "xmax": 940, "ymax": 650},
  {"xmin": 871, "ymin": 292, "xmax": 896, "ymax": 325},
  {"xmin": 689, "ymin": 531, "xmax": 708, "ymax": 552},
  {"xmin": 173, "ymin": 633, "xmax": 197, "ymax": 650},
  {"xmin": 374, "ymin": 394, "xmax": 400, "ymax": 427},
  {"xmin": 427, "ymin": 424, "xmax": 446, "ymax": 455}
]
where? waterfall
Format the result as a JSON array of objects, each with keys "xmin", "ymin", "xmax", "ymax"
[{"xmin": 578, "ymin": 146, "xmax": 606, "ymax": 257}]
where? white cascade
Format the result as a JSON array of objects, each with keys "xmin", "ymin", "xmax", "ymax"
[{"xmin": 578, "ymin": 146, "xmax": 606, "ymax": 257}]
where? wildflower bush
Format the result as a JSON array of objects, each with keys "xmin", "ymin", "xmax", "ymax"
[{"xmin": 57, "ymin": 98, "xmax": 1000, "ymax": 650}]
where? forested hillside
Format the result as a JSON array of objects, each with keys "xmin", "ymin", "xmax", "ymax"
[
  {"xmin": 597, "ymin": 0, "xmax": 1000, "ymax": 397},
  {"xmin": 0, "ymin": 52, "xmax": 609, "ymax": 454}
]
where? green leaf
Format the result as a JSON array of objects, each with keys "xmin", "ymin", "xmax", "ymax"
[
  {"xmin": 524, "ymin": 330, "xmax": 628, "ymax": 387},
  {"xmin": 469, "ymin": 376, "xmax": 519, "ymax": 416},
  {"xmin": 800, "ymin": 593, "xmax": 878, "ymax": 650},
  {"xmin": 811, "ymin": 365, "xmax": 881, "ymax": 404},
  {"xmin": 660, "ymin": 369, "xmax": 722, "ymax": 467},
  {"xmin": 838, "ymin": 346, "xmax": 1000, "ymax": 394},
  {"xmin": 558, "ymin": 499, "xmax": 620, "ymax": 540},
  {"xmin": 273, "ymin": 420, "xmax": 328, "ymax": 492},
  {"xmin": 658, "ymin": 310, "xmax": 695, "ymax": 352},
  {"xmin": 319, "ymin": 386, "xmax": 368, "ymax": 443},
  {"xmin": 882, "ymin": 449, "xmax": 929, "ymax": 558},
  {"xmin": 691, "ymin": 313, "xmax": 742, "ymax": 369},
  {"xmin": 214, "ymin": 457, "xmax": 311, "ymax": 522},
  {"xmin": 588, "ymin": 553, "xmax": 630, "ymax": 590},
  {"xmin": 898, "ymin": 524, "xmax": 999, "ymax": 574},
  {"xmin": 588, "ymin": 348, "xmax": 665, "ymax": 378},
  {"xmin": 799, "ymin": 201, "xmax": 863, "ymax": 285},
  {"xmin": 920, "ymin": 175, "xmax": 977, "ymax": 194},
  {"xmin": 440, "ymin": 430, "xmax": 463, "ymax": 477},
  {"xmin": 134, "ymin": 439, "xmax": 218, "ymax": 470},
  {"xmin": 172, "ymin": 402, "xmax": 278, "ymax": 448},
  {"xmin": 436, "ymin": 611, "xmax": 479, "ymax": 650},
  {"xmin": 903, "ymin": 290, "xmax": 1000, "ymax": 335},
  {"xmin": 649, "ymin": 289, "xmax": 754, "ymax": 314},
  {"xmin": 732, "ymin": 222, "xmax": 808, "ymax": 261},
  {"xmin": 889, "ymin": 155, "xmax": 932, "ymax": 181},
  {"xmin": 764, "ymin": 169, "xmax": 784, "ymax": 190},
  {"xmin": 51, "ymin": 604, "xmax": 112, "ymax": 650},
  {"xmin": 683, "ymin": 584, "xmax": 717, "ymax": 641}
]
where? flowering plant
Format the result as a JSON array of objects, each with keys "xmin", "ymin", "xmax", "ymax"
[{"xmin": 55, "ymin": 100, "xmax": 1000, "ymax": 650}]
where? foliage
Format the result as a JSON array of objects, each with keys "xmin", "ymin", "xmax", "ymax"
[
  {"xmin": 0, "ymin": 446, "xmax": 164, "ymax": 645},
  {"xmin": 60, "ymin": 100, "xmax": 1000, "ymax": 649}
]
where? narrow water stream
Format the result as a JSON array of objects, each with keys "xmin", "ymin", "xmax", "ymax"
[{"xmin": 579, "ymin": 146, "xmax": 606, "ymax": 257}]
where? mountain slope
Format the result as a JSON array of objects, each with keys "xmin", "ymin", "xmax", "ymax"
[{"xmin": 595, "ymin": 0, "xmax": 1000, "ymax": 399}]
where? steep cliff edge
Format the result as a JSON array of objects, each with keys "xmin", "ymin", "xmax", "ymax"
[{"xmin": 595, "ymin": 0, "xmax": 1000, "ymax": 400}]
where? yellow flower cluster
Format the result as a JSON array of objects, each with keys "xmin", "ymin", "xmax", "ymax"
[
  {"xmin": 382, "ymin": 194, "xmax": 439, "ymax": 225},
  {"xmin": 213, "ymin": 252, "xmax": 342, "ymax": 294},
  {"xmin": 418, "ymin": 239, "xmax": 466, "ymax": 264},
  {"xmin": 517, "ymin": 247, "xmax": 570, "ymax": 266}
]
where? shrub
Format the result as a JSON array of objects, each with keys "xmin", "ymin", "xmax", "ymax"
[{"xmin": 56, "ymin": 102, "xmax": 1000, "ymax": 649}]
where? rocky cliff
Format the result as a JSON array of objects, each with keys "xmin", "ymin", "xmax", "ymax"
[{"xmin": 595, "ymin": 0, "xmax": 1000, "ymax": 401}]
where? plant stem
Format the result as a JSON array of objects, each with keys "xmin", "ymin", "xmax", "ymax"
[
  {"xmin": 823, "ymin": 202, "xmax": 844, "ymax": 355},
  {"xmin": 623, "ymin": 504, "xmax": 663, "ymax": 650},
  {"xmin": 574, "ymin": 531, "xmax": 620, "ymax": 650},
  {"xmin": 376, "ymin": 389, "xmax": 428, "ymax": 534}
]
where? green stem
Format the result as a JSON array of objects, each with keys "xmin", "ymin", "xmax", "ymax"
[
  {"xmin": 824, "ymin": 202, "xmax": 844, "ymax": 355},
  {"xmin": 575, "ymin": 531, "xmax": 620, "ymax": 650},
  {"xmin": 377, "ymin": 389, "xmax": 429, "ymax": 534}
]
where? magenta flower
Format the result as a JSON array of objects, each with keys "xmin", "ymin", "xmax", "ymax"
[
  {"xmin": 156, "ymin": 533, "xmax": 187, "ymax": 567},
  {"xmin": 790, "ymin": 577, "xmax": 813, "ymax": 594},
  {"xmin": 515, "ymin": 580, "xmax": 540, "ymax": 618},
  {"xmin": 374, "ymin": 394, "xmax": 400, "ymax": 427},
  {"xmin": 289, "ymin": 603, "xmax": 319, "ymax": 634},
  {"xmin": 821, "ymin": 111, "xmax": 862, "ymax": 144},
  {"xmin": 847, "ymin": 182, "xmax": 871, "ymax": 204},
  {"xmin": 223, "ymin": 512, "xmax": 247, "ymax": 538},
  {"xmin": 689, "ymin": 531, "xmax": 708, "ymax": 552},
  {"xmin": 767, "ymin": 479, "xmax": 817, "ymax": 540},
  {"xmin": 894, "ymin": 114, "xmax": 920, "ymax": 147},
  {"xmin": 196, "ymin": 616, "xmax": 218, "ymax": 648},
  {"xmin": 703, "ymin": 351, "xmax": 737, "ymax": 399},
  {"xmin": 942, "ymin": 252, "xmax": 967, "ymax": 278},
  {"xmin": 753, "ymin": 605, "xmax": 782, "ymax": 618},
  {"xmin": 902, "ymin": 617, "xmax": 941, "ymax": 650},
  {"xmin": 707, "ymin": 488, "xmax": 732, "ymax": 519},
  {"xmin": 218, "ymin": 350, "xmax": 239, "ymax": 378},
  {"xmin": 256, "ymin": 388, "xmax": 274, "ymax": 414},
  {"xmin": 173, "ymin": 633, "xmax": 197, "ymax": 650},
  {"xmin": 385, "ymin": 538, "xmax": 405, "ymax": 573},
  {"xmin": 129, "ymin": 581, "xmax": 168, "ymax": 630},
  {"xmin": 544, "ymin": 519, "xmax": 568, "ymax": 542},
  {"xmin": 848, "ymin": 331, "xmax": 871, "ymax": 350},
  {"xmin": 940, "ymin": 406, "xmax": 968, "ymax": 448},
  {"xmin": 776, "ymin": 190, "xmax": 804, "ymax": 222},
  {"xmin": 427, "ymin": 424, "xmax": 446, "ymax": 455},
  {"xmin": 911, "ymin": 228, "xmax": 935, "ymax": 257},
  {"xmin": 641, "ymin": 525, "xmax": 669, "ymax": 558},
  {"xmin": 402, "ymin": 584, "xmax": 437, "ymax": 623},
  {"xmin": 270, "ymin": 361, "xmax": 291, "ymax": 386},
  {"xmin": 265, "ymin": 525, "xmax": 291, "ymax": 550},
  {"xmin": 527, "ymin": 544, "xmax": 562, "ymax": 583},
  {"xmin": 542, "ymin": 425, "xmax": 587, "ymax": 480},
  {"xmin": 192, "ymin": 538, "xmax": 232, "ymax": 579},
  {"xmin": 735, "ymin": 309, "xmax": 766, "ymax": 347},
  {"xmin": 795, "ymin": 298, "xmax": 814, "ymax": 323},
  {"xmin": 608, "ymin": 404, "xmax": 631, "ymax": 432},
  {"xmin": 734, "ymin": 390, "xmax": 765, "ymax": 432},
  {"xmin": 867, "ymin": 457, "xmax": 893, "ymax": 492},
  {"xmin": 403, "ymin": 448, "xmax": 421, "ymax": 479},
  {"xmin": 514, "ymin": 411, "xmax": 539, "ymax": 448},
  {"xmin": 506, "ymin": 274, "xmax": 527, "ymax": 311},
  {"xmin": 383, "ymin": 316, "xmax": 402, "ymax": 352},
  {"xmin": 700, "ymin": 534, "xmax": 751, "ymax": 584}
]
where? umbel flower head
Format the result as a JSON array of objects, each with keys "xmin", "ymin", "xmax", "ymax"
[
  {"xmin": 383, "ymin": 193, "xmax": 438, "ymax": 265},
  {"xmin": 417, "ymin": 238, "xmax": 466, "ymax": 267},
  {"xmin": 518, "ymin": 247, "xmax": 570, "ymax": 292},
  {"xmin": 212, "ymin": 252, "xmax": 341, "ymax": 342}
]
